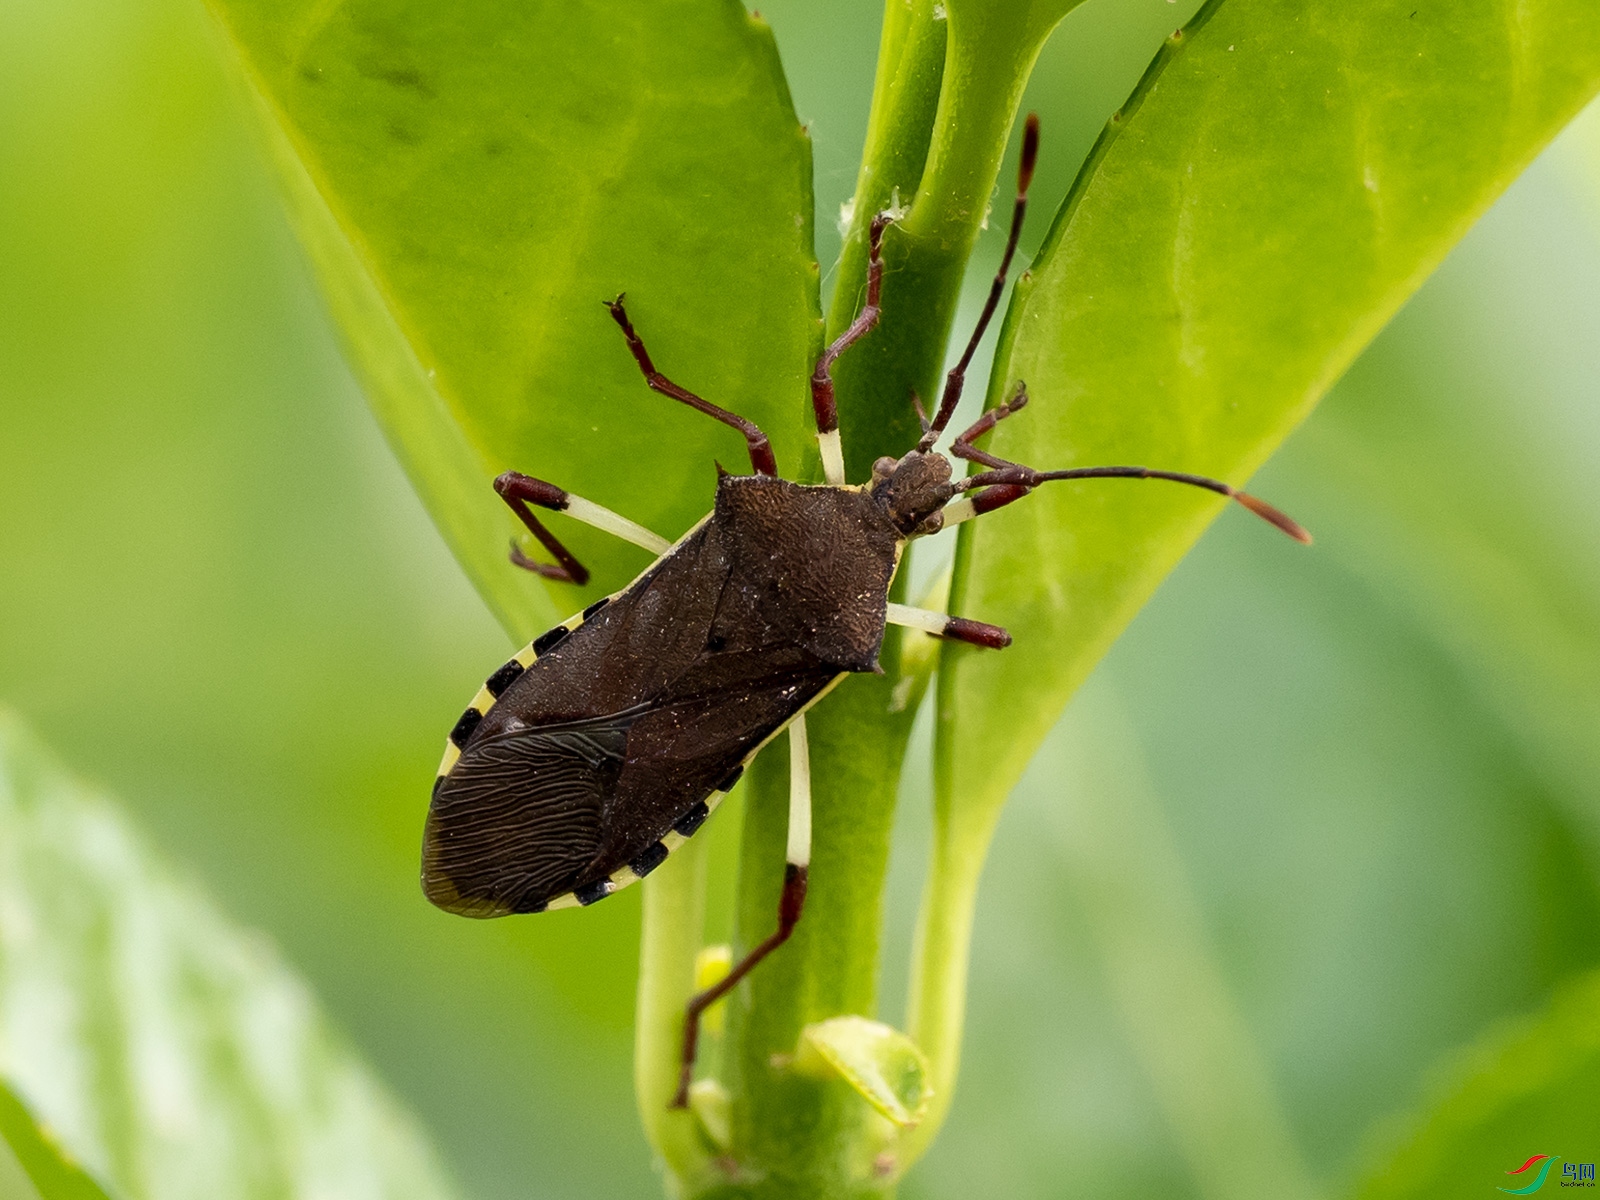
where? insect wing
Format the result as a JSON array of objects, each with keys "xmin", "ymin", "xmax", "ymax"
[{"xmin": 423, "ymin": 715, "xmax": 634, "ymax": 916}]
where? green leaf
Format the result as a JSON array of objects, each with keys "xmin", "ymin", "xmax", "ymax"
[
  {"xmin": 0, "ymin": 710, "xmax": 460, "ymax": 1200},
  {"xmin": 0, "ymin": 1081, "xmax": 114, "ymax": 1200},
  {"xmin": 793, "ymin": 1017, "xmax": 931, "ymax": 1131},
  {"xmin": 1349, "ymin": 969, "xmax": 1600, "ymax": 1200},
  {"xmin": 919, "ymin": 0, "xmax": 1600, "ymax": 1150},
  {"xmin": 205, "ymin": 0, "xmax": 821, "ymax": 642}
]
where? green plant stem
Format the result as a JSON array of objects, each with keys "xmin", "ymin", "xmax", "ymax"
[
  {"xmin": 825, "ymin": 0, "xmax": 947, "ymax": 481},
  {"xmin": 828, "ymin": 1, "xmax": 1063, "ymax": 481},
  {"xmin": 638, "ymin": 828, "xmax": 716, "ymax": 1189},
  {"xmin": 691, "ymin": 2, "xmax": 1070, "ymax": 1193},
  {"xmin": 900, "ymin": 792, "xmax": 997, "ymax": 1167},
  {"xmin": 725, "ymin": 702, "xmax": 907, "ymax": 1198}
]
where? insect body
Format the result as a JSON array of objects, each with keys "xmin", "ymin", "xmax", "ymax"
[
  {"xmin": 422, "ymin": 115, "xmax": 1307, "ymax": 1106},
  {"xmin": 426, "ymin": 472, "xmax": 915, "ymax": 917}
]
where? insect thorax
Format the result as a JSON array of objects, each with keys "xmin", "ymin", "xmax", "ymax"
[{"xmin": 711, "ymin": 472, "xmax": 901, "ymax": 672}]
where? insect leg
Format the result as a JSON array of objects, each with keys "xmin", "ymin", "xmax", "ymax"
[
  {"xmin": 936, "ymin": 381, "xmax": 1036, "ymax": 525},
  {"xmin": 885, "ymin": 602, "xmax": 1011, "ymax": 649},
  {"xmin": 919, "ymin": 113, "xmax": 1041, "ymax": 451},
  {"xmin": 810, "ymin": 213, "xmax": 890, "ymax": 485},
  {"xmin": 938, "ymin": 484, "xmax": 1031, "ymax": 528},
  {"xmin": 605, "ymin": 297, "xmax": 779, "ymax": 477},
  {"xmin": 950, "ymin": 380, "xmax": 1030, "ymax": 463},
  {"xmin": 494, "ymin": 472, "xmax": 670, "ymax": 584},
  {"xmin": 673, "ymin": 714, "xmax": 813, "ymax": 1108}
]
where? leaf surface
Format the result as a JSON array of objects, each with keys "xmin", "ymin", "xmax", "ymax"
[
  {"xmin": 794, "ymin": 1016, "xmax": 932, "ymax": 1129},
  {"xmin": 944, "ymin": 0, "xmax": 1600, "ymax": 884},
  {"xmin": 0, "ymin": 711, "xmax": 460, "ymax": 1200},
  {"xmin": 916, "ymin": 0, "xmax": 1600, "ymax": 1133},
  {"xmin": 206, "ymin": 0, "xmax": 821, "ymax": 640}
]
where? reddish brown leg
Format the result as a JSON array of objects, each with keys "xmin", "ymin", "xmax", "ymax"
[
  {"xmin": 885, "ymin": 602, "xmax": 1011, "ymax": 648},
  {"xmin": 606, "ymin": 297, "xmax": 778, "ymax": 477},
  {"xmin": 950, "ymin": 381, "xmax": 1030, "ymax": 467},
  {"xmin": 494, "ymin": 472, "xmax": 591, "ymax": 585},
  {"xmin": 919, "ymin": 114, "xmax": 1041, "ymax": 451},
  {"xmin": 674, "ymin": 716, "xmax": 814, "ymax": 1109},
  {"xmin": 811, "ymin": 213, "xmax": 891, "ymax": 483},
  {"xmin": 672, "ymin": 863, "xmax": 808, "ymax": 1108}
]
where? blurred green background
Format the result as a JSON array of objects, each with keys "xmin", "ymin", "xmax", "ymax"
[{"xmin": 4, "ymin": 0, "xmax": 1600, "ymax": 1197}]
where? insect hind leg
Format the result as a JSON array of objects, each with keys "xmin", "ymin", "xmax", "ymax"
[{"xmin": 672, "ymin": 714, "xmax": 813, "ymax": 1108}]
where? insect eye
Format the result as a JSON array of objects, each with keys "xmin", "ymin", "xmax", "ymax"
[{"xmin": 871, "ymin": 456, "xmax": 897, "ymax": 481}]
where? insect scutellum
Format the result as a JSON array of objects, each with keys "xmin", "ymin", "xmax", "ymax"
[{"xmin": 423, "ymin": 111, "xmax": 1309, "ymax": 1111}]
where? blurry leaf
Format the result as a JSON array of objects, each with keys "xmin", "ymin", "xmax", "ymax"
[
  {"xmin": 1038, "ymin": 692, "xmax": 1318, "ymax": 1200},
  {"xmin": 1288, "ymin": 349, "xmax": 1600, "ymax": 851},
  {"xmin": 0, "ymin": 710, "xmax": 460, "ymax": 1200},
  {"xmin": 1349, "ymin": 969, "xmax": 1600, "ymax": 1200},
  {"xmin": 205, "ymin": 0, "xmax": 821, "ymax": 641},
  {"xmin": 919, "ymin": 0, "xmax": 1600, "ymax": 1127},
  {"xmin": 1279, "ymin": 108, "xmax": 1600, "ymax": 859},
  {"xmin": 907, "ymin": 154, "xmax": 1600, "ymax": 1192},
  {"xmin": 793, "ymin": 1016, "xmax": 931, "ymax": 1129},
  {"xmin": 0, "ymin": 1081, "xmax": 114, "ymax": 1200}
]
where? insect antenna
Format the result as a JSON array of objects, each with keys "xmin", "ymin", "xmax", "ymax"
[
  {"xmin": 954, "ymin": 458, "xmax": 1313, "ymax": 543},
  {"xmin": 918, "ymin": 112, "xmax": 1041, "ymax": 452},
  {"xmin": 944, "ymin": 343, "xmax": 1310, "ymax": 547}
]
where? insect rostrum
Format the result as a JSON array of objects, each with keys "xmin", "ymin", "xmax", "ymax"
[{"xmin": 421, "ymin": 113, "xmax": 1306, "ymax": 1109}]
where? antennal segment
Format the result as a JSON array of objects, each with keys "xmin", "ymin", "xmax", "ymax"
[
  {"xmin": 918, "ymin": 112, "xmax": 1041, "ymax": 452},
  {"xmin": 954, "ymin": 461, "xmax": 1313, "ymax": 544}
]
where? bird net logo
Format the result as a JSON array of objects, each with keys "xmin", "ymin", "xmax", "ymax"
[{"xmin": 1500, "ymin": 1156, "xmax": 1597, "ymax": 1192}]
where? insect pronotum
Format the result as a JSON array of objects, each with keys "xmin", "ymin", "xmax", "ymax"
[{"xmin": 421, "ymin": 114, "xmax": 1309, "ymax": 1109}]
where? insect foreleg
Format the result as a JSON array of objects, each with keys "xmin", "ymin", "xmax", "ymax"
[
  {"xmin": 810, "ymin": 212, "xmax": 890, "ymax": 486},
  {"xmin": 885, "ymin": 602, "xmax": 1012, "ymax": 649},
  {"xmin": 950, "ymin": 381, "xmax": 1030, "ymax": 467},
  {"xmin": 605, "ymin": 296, "xmax": 779, "ymax": 477},
  {"xmin": 672, "ymin": 714, "xmax": 813, "ymax": 1109}
]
